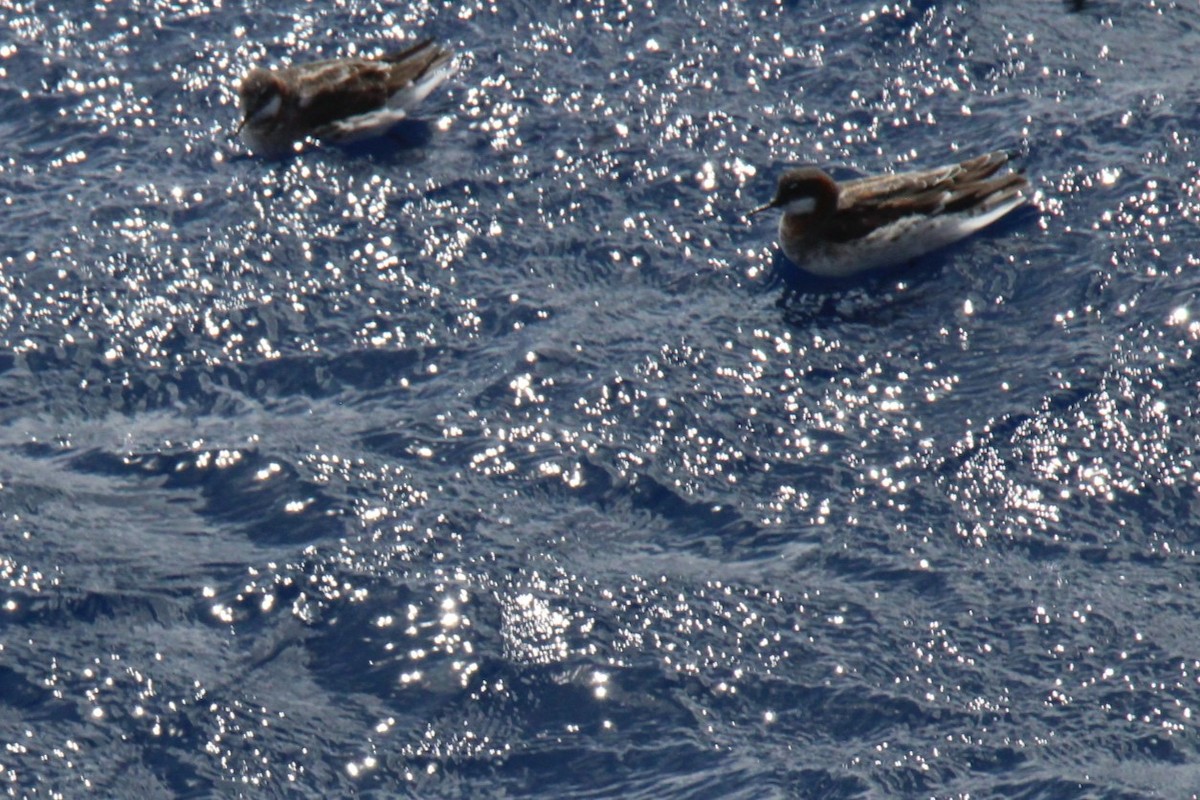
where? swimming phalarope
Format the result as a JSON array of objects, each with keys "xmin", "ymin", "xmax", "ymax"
[
  {"xmin": 236, "ymin": 39, "xmax": 454, "ymax": 155},
  {"xmin": 748, "ymin": 151, "xmax": 1030, "ymax": 277}
]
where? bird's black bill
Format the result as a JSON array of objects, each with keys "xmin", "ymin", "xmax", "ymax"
[{"xmin": 745, "ymin": 202, "xmax": 776, "ymax": 219}]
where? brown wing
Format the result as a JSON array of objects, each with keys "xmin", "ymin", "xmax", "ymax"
[
  {"xmin": 825, "ymin": 152, "xmax": 1026, "ymax": 243},
  {"xmin": 839, "ymin": 151, "xmax": 1012, "ymax": 203},
  {"xmin": 286, "ymin": 60, "xmax": 394, "ymax": 129}
]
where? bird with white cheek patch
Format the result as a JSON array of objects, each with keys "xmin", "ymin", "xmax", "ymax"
[
  {"xmin": 236, "ymin": 39, "xmax": 454, "ymax": 155},
  {"xmin": 748, "ymin": 151, "xmax": 1030, "ymax": 277}
]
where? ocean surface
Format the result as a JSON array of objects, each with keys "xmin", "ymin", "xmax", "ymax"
[{"xmin": 3, "ymin": 0, "xmax": 1200, "ymax": 797}]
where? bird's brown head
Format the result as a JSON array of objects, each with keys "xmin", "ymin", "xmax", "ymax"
[
  {"xmin": 747, "ymin": 167, "xmax": 839, "ymax": 219},
  {"xmin": 236, "ymin": 69, "xmax": 286, "ymax": 134}
]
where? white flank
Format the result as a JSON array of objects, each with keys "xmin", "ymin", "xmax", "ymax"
[
  {"xmin": 787, "ymin": 191, "xmax": 1028, "ymax": 278},
  {"xmin": 323, "ymin": 108, "xmax": 410, "ymax": 141}
]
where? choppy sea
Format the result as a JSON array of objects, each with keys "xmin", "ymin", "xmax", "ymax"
[{"xmin": 4, "ymin": 0, "xmax": 1200, "ymax": 797}]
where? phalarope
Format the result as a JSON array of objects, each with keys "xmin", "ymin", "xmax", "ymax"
[
  {"xmin": 748, "ymin": 151, "xmax": 1030, "ymax": 277},
  {"xmin": 235, "ymin": 39, "xmax": 454, "ymax": 155}
]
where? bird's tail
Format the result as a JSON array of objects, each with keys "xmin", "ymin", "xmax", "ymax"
[{"xmin": 383, "ymin": 40, "xmax": 456, "ymax": 111}]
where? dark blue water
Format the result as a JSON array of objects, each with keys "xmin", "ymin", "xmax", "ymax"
[{"xmin": 4, "ymin": 0, "xmax": 1200, "ymax": 796}]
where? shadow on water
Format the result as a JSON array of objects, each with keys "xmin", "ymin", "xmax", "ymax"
[{"xmin": 764, "ymin": 251, "xmax": 938, "ymax": 329}]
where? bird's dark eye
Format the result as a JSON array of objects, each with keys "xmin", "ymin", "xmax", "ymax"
[{"xmin": 782, "ymin": 180, "xmax": 807, "ymax": 198}]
